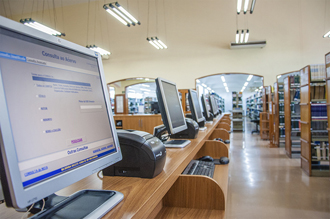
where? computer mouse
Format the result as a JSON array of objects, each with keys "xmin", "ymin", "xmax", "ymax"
[
  {"xmin": 199, "ymin": 155, "xmax": 214, "ymax": 162},
  {"xmin": 219, "ymin": 156, "xmax": 229, "ymax": 164},
  {"xmin": 214, "ymin": 138, "xmax": 223, "ymax": 142},
  {"xmin": 224, "ymin": 140, "xmax": 230, "ymax": 144}
]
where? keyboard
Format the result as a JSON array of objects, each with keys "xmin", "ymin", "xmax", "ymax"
[
  {"xmin": 164, "ymin": 139, "xmax": 191, "ymax": 148},
  {"xmin": 182, "ymin": 160, "xmax": 215, "ymax": 178}
]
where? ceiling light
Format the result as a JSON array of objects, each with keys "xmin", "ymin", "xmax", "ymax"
[
  {"xmin": 147, "ymin": 37, "xmax": 167, "ymax": 50},
  {"xmin": 196, "ymin": 79, "xmax": 200, "ymax": 83},
  {"xmin": 207, "ymin": 87, "xmax": 211, "ymax": 90},
  {"xmin": 223, "ymin": 83, "xmax": 227, "ymax": 87},
  {"xmin": 255, "ymin": 89, "xmax": 258, "ymax": 92},
  {"xmin": 141, "ymin": 84, "xmax": 150, "ymax": 87},
  {"xmin": 244, "ymin": 29, "xmax": 249, "ymax": 43},
  {"xmin": 221, "ymin": 76, "xmax": 225, "ymax": 82},
  {"xmin": 244, "ymin": 82, "xmax": 248, "ymax": 86},
  {"xmin": 128, "ymin": 89, "xmax": 135, "ymax": 92},
  {"xmin": 20, "ymin": 18, "xmax": 64, "ymax": 36},
  {"xmin": 244, "ymin": 0, "xmax": 249, "ymax": 14},
  {"xmin": 259, "ymin": 86, "xmax": 263, "ymax": 89},
  {"xmin": 240, "ymin": 30, "xmax": 244, "ymax": 43},
  {"xmin": 202, "ymin": 83, "xmax": 207, "ymax": 87},
  {"xmin": 212, "ymin": 90, "xmax": 214, "ymax": 92},
  {"xmin": 237, "ymin": 0, "xmax": 242, "ymax": 14},
  {"xmin": 86, "ymin": 45, "xmax": 111, "ymax": 55},
  {"xmin": 235, "ymin": 30, "xmax": 239, "ymax": 43},
  {"xmin": 103, "ymin": 2, "xmax": 140, "ymax": 27},
  {"xmin": 250, "ymin": 0, "xmax": 256, "ymax": 14},
  {"xmin": 247, "ymin": 75, "xmax": 253, "ymax": 81},
  {"xmin": 144, "ymin": 92, "xmax": 149, "ymax": 94},
  {"xmin": 140, "ymin": 88, "xmax": 150, "ymax": 91},
  {"xmin": 277, "ymin": 75, "xmax": 281, "ymax": 79},
  {"xmin": 145, "ymin": 78, "xmax": 150, "ymax": 81},
  {"xmin": 147, "ymin": 38, "xmax": 159, "ymax": 49},
  {"xmin": 323, "ymin": 30, "xmax": 330, "ymax": 38}
]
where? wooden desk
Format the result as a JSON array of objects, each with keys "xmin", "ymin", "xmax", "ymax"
[
  {"xmin": 114, "ymin": 114, "xmax": 163, "ymax": 134},
  {"xmin": 1, "ymin": 115, "xmax": 229, "ymax": 219}
]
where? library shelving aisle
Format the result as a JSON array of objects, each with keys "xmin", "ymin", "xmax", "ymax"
[
  {"xmin": 284, "ymin": 74, "xmax": 301, "ymax": 158},
  {"xmin": 232, "ymin": 92, "xmax": 244, "ymax": 131},
  {"xmin": 300, "ymin": 65, "xmax": 329, "ymax": 176}
]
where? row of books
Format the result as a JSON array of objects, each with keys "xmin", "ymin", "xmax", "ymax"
[
  {"xmin": 311, "ymin": 121, "xmax": 328, "ymax": 130},
  {"xmin": 279, "ymin": 104, "xmax": 284, "ymax": 113},
  {"xmin": 311, "ymin": 104, "xmax": 327, "ymax": 117},
  {"xmin": 310, "ymin": 85, "xmax": 326, "ymax": 100},
  {"xmin": 291, "ymin": 120, "xmax": 300, "ymax": 130},
  {"xmin": 290, "ymin": 90, "xmax": 300, "ymax": 101},
  {"xmin": 312, "ymin": 131, "xmax": 328, "ymax": 138},
  {"xmin": 279, "ymin": 127, "xmax": 285, "ymax": 137},
  {"xmin": 310, "ymin": 64, "xmax": 326, "ymax": 81},
  {"xmin": 279, "ymin": 115, "xmax": 284, "ymax": 124},
  {"xmin": 311, "ymin": 142, "xmax": 329, "ymax": 161}
]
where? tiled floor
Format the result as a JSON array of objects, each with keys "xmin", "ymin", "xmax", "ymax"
[{"xmin": 226, "ymin": 119, "xmax": 330, "ymax": 219}]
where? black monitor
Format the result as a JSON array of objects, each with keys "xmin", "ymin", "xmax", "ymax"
[
  {"xmin": 150, "ymin": 101, "xmax": 160, "ymax": 114},
  {"xmin": 155, "ymin": 78, "xmax": 191, "ymax": 148},
  {"xmin": 0, "ymin": 16, "xmax": 123, "ymax": 217},
  {"xmin": 187, "ymin": 89, "xmax": 205, "ymax": 128},
  {"xmin": 201, "ymin": 94, "xmax": 214, "ymax": 121},
  {"xmin": 209, "ymin": 95, "xmax": 218, "ymax": 116}
]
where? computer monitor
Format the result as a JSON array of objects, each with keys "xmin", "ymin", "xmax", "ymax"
[
  {"xmin": 187, "ymin": 89, "xmax": 205, "ymax": 129},
  {"xmin": 201, "ymin": 94, "xmax": 213, "ymax": 121},
  {"xmin": 209, "ymin": 95, "xmax": 218, "ymax": 116},
  {"xmin": 155, "ymin": 78, "xmax": 191, "ymax": 148},
  {"xmin": 150, "ymin": 101, "xmax": 160, "ymax": 114},
  {"xmin": 0, "ymin": 16, "xmax": 123, "ymax": 216}
]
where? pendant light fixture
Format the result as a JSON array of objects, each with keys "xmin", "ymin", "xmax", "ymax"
[
  {"xmin": 146, "ymin": 37, "xmax": 167, "ymax": 49},
  {"xmin": 234, "ymin": 29, "xmax": 250, "ymax": 44},
  {"xmin": 240, "ymin": 30, "xmax": 244, "ymax": 43},
  {"xmin": 86, "ymin": 45, "xmax": 111, "ymax": 56},
  {"xmin": 237, "ymin": 0, "xmax": 256, "ymax": 14},
  {"xmin": 103, "ymin": 2, "xmax": 140, "ymax": 27},
  {"xmin": 20, "ymin": 18, "xmax": 64, "ymax": 36}
]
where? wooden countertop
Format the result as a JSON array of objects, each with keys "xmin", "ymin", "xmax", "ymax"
[{"xmin": 1, "ymin": 116, "xmax": 223, "ymax": 219}]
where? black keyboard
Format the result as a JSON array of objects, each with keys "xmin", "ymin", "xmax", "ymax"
[
  {"xmin": 182, "ymin": 160, "xmax": 215, "ymax": 178},
  {"xmin": 166, "ymin": 140, "xmax": 189, "ymax": 144}
]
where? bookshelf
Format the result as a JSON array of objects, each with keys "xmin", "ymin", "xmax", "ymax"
[
  {"xmin": 213, "ymin": 93, "xmax": 225, "ymax": 113},
  {"xmin": 300, "ymin": 65, "xmax": 329, "ymax": 176},
  {"xmin": 232, "ymin": 92, "xmax": 243, "ymax": 131},
  {"xmin": 284, "ymin": 73, "xmax": 301, "ymax": 158},
  {"xmin": 269, "ymin": 101, "xmax": 275, "ymax": 146},
  {"xmin": 273, "ymin": 82, "xmax": 279, "ymax": 146},
  {"xmin": 326, "ymin": 52, "xmax": 330, "ymax": 169},
  {"xmin": 178, "ymin": 89, "xmax": 190, "ymax": 115},
  {"xmin": 259, "ymin": 86, "xmax": 270, "ymax": 139}
]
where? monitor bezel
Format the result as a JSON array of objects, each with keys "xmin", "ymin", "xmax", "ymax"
[
  {"xmin": 155, "ymin": 77, "xmax": 187, "ymax": 135},
  {"xmin": 0, "ymin": 16, "xmax": 122, "ymax": 209},
  {"xmin": 188, "ymin": 89, "xmax": 205, "ymax": 123}
]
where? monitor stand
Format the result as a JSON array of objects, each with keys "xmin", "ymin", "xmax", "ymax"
[
  {"xmin": 29, "ymin": 190, "xmax": 123, "ymax": 219},
  {"xmin": 164, "ymin": 139, "xmax": 191, "ymax": 148}
]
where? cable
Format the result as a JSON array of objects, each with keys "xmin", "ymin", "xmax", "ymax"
[
  {"xmin": 97, "ymin": 170, "xmax": 103, "ymax": 180},
  {"xmin": 20, "ymin": 203, "xmax": 35, "ymax": 219}
]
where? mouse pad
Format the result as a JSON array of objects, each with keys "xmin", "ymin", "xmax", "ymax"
[{"xmin": 212, "ymin": 159, "xmax": 228, "ymax": 165}]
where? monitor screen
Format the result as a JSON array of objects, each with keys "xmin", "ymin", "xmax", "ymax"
[
  {"xmin": 188, "ymin": 89, "xmax": 204, "ymax": 123},
  {"xmin": 0, "ymin": 16, "xmax": 122, "ymax": 209},
  {"xmin": 201, "ymin": 94, "xmax": 211, "ymax": 118},
  {"xmin": 155, "ymin": 78, "xmax": 187, "ymax": 134},
  {"xmin": 209, "ymin": 95, "xmax": 218, "ymax": 115}
]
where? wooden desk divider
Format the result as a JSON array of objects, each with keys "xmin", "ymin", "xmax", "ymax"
[
  {"xmin": 209, "ymin": 129, "xmax": 230, "ymax": 141},
  {"xmin": 259, "ymin": 112, "xmax": 269, "ymax": 140},
  {"xmin": 217, "ymin": 122, "xmax": 231, "ymax": 132}
]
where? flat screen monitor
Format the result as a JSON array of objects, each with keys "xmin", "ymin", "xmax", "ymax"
[
  {"xmin": 201, "ymin": 94, "xmax": 212, "ymax": 119},
  {"xmin": 155, "ymin": 78, "xmax": 187, "ymax": 135},
  {"xmin": 188, "ymin": 89, "xmax": 205, "ymax": 123},
  {"xmin": 0, "ymin": 16, "xmax": 122, "ymax": 213},
  {"xmin": 209, "ymin": 95, "xmax": 218, "ymax": 116}
]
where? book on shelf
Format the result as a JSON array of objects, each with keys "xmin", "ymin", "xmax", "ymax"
[{"xmin": 310, "ymin": 64, "xmax": 326, "ymax": 81}]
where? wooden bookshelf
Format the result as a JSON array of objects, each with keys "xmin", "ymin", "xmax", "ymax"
[
  {"xmin": 260, "ymin": 112, "xmax": 269, "ymax": 140},
  {"xmin": 269, "ymin": 101, "xmax": 275, "ymax": 147},
  {"xmin": 232, "ymin": 92, "xmax": 243, "ymax": 131},
  {"xmin": 300, "ymin": 65, "xmax": 329, "ymax": 176},
  {"xmin": 178, "ymin": 89, "xmax": 191, "ymax": 115},
  {"xmin": 273, "ymin": 82, "xmax": 279, "ymax": 146}
]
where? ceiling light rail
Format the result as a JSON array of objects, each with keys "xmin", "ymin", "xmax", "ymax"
[
  {"xmin": 103, "ymin": 2, "xmax": 140, "ymax": 27},
  {"xmin": 20, "ymin": 18, "xmax": 65, "ymax": 36}
]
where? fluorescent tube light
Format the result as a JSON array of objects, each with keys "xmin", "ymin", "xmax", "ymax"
[
  {"xmin": 223, "ymin": 83, "xmax": 227, "ymax": 87},
  {"xmin": 240, "ymin": 30, "xmax": 244, "ymax": 43},
  {"xmin": 277, "ymin": 75, "xmax": 281, "ymax": 79},
  {"xmin": 196, "ymin": 79, "xmax": 200, "ymax": 83},
  {"xmin": 152, "ymin": 38, "xmax": 163, "ymax": 49},
  {"xmin": 207, "ymin": 87, "xmax": 211, "ymax": 90},
  {"xmin": 236, "ymin": 30, "xmax": 239, "ymax": 43},
  {"xmin": 244, "ymin": 0, "xmax": 249, "ymax": 14},
  {"xmin": 237, "ymin": 0, "xmax": 242, "ymax": 14},
  {"xmin": 244, "ymin": 29, "xmax": 249, "ymax": 43},
  {"xmin": 250, "ymin": 0, "xmax": 256, "ymax": 14},
  {"xmin": 20, "ymin": 18, "xmax": 64, "ymax": 36},
  {"xmin": 259, "ymin": 86, "xmax": 263, "ymax": 89},
  {"xmin": 140, "ymin": 88, "xmax": 150, "ymax": 91},
  {"xmin": 141, "ymin": 84, "xmax": 150, "ymax": 87},
  {"xmin": 244, "ymin": 82, "xmax": 248, "ymax": 86},
  {"xmin": 247, "ymin": 75, "xmax": 253, "ymax": 81},
  {"xmin": 221, "ymin": 76, "xmax": 225, "ymax": 82},
  {"xmin": 86, "ymin": 45, "xmax": 111, "ymax": 55},
  {"xmin": 323, "ymin": 30, "xmax": 330, "ymax": 38},
  {"xmin": 156, "ymin": 37, "xmax": 168, "ymax": 49},
  {"xmin": 103, "ymin": 2, "xmax": 140, "ymax": 27},
  {"xmin": 145, "ymin": 78, "xmax": 150, "ymax": 81},
  {"xmin": 147, "ymin": 38, "xmax": 159, "ymax": 49},
  {"xmin": 212, "ymin": 90, "xmax": 215, "ymax": 92},
  {"xmin": 202, "ymin": 83, "xmax": 207, "ymax": 87},
  {"xmin": 255, "ymin": 89, "xmax": 258, "ymax": 92}
]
